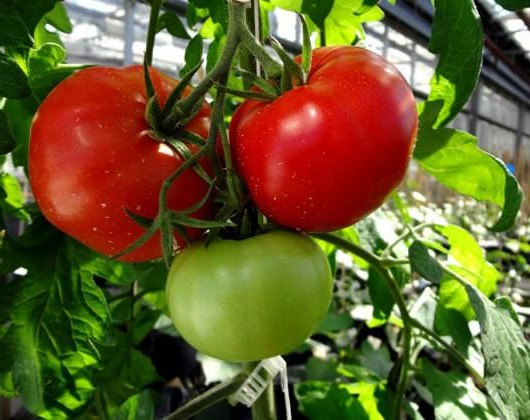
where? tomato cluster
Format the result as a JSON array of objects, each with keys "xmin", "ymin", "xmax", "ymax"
[{"xmin": 29, "ymin": 46, "xmax": 417, "ymax": 361}]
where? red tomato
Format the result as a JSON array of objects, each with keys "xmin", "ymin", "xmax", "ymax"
[
  {"xmin": 29, "ymin": 66, "xmax": 213, "ymax": 262},
  {"xmin": 230, "ymin": 46, "xmax": 418, "ymax": 232}
]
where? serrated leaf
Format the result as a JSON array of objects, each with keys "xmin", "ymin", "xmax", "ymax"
[
  {"xmin": 427, "ymin": 0, "xmax": 483, "ymax": 128},
  {"xmin": 409, "ymin": 241, "xmax": 443, "ymax": 284},
  {"xmin": 420, "ymin": 359, "xmax": 496, "ymax": 419},
  {"xmin": 0, "ymin": 109, "xmax": 16, "ymax": 154},
  {"xmin": 0, "ymin": 1, "xmax": 33, "ymax": 47},
  {"xmin": 295, "ymin": 381, "xmax": 369, "ymax": 420},
  {"xmin": 0, "ymin": 54, "xmax": 31, "ymax": 99},
  {"xmin": 0, "ymin": 229, "xmax": 111, "ymax": 418},
  {"xmin": 44, "ymin": 2, "xmax": 72, "ymax": 33},
  {"xmin": 114, "ymin": 390, "xmax": 156, "ymax": 420},
  {"xmin": 466, "ymin": 285, "xmax": 530, "ymax": 419},
  {"xmin": 96, "ymin": 332, "xmax": 161, "ymax": 417},
  {"xmin": 157, "ymin": 12, "xmax": 190, "ymax": 39},
  {"xmin": 415, "ymin": 102, "xmax": 522, "ymax": 232},
  {"xmin": 323, "ymin": 0, "xmax": 383, "ymax": 46},
  {"xmin": 433, "ymin": 305, "xmax": 472, "ymax": 354},
  {"xmin": 28, "ymin": 42, "xmax": 77, "ymax": 101},
  {"xmin": 180, "ymin": 34, "xmax": 203, "ymax": 77},
  {"xmin": 437, "ymin": 225, "xmax": 501, "ymax": 320}
]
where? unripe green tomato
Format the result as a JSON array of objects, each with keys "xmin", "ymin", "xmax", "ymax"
[{"xmin": 166, "ymin": 230, "xmax": 333, "ymax": 362}]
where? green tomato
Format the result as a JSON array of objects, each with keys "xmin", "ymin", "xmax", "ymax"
[{"xmin": 166, "ymin": 230, "xmax": 333, "ymax": 362}]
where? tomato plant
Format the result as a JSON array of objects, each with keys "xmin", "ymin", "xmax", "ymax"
[
  {"xmin": 230, "ymin": 46, "xmax": 418, "ymax": 232},
  {"xmin": 29, "ymin": 66, "xmax": 213, "ymax": 262},
  {"xmin": 166, "ymin": 230, "xmax": 333, "ymax": 362},
  {"xmin": 0, "ymin": 0, "xmax": 528, "ymax": 419}
]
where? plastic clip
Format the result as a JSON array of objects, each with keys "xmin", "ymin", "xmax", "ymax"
[{"xmin": 231, "ymin": 356, "xmax": 292, "ymax": 420}]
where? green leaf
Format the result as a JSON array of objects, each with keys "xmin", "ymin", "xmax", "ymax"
[
  {"xmin": 433, "ymin": 305, "xmax": 472, "ymax": 354},
  {"xmin": 427, "ymin": 0, "xmax": 483, "ymax": 128},
  {"xmin": 358, "ymin": 340, "xmax": 392, "ymax": 379},
  {"xmin": 2, "ymin": 97, "xmax": 39, "ymax": 169},
  {"xmin": 305, "ymin": 357, "xmax": 339, "ymax": 382},
  {"xmin": 0, "ymin": 228, "xmax": 111, "ymax": 418},
  {"xmin": 465, "ymin": 285, "xmax": 530, "ymax": 419},
  {"xmin": 367, "ymin": 266, "xmax": 394, "ymax": 323},
  {"xmin": 157, "ymin": 12, "xmax": 190, "ymax": 39},
  {"xmin": 409, "ymin": 240, "xmax": 443, "ymax": 284},
  {"xmin": 298, "ymin": 12, "xmax": 312, "ymax": 78},
  {"xmin": 180, "ymin": 34, "xmax": 203, "ymax": 77},
  {"xmin": 97, "ymin": 333, "xmax": 161, "ymax": 417},
  {"xmin": 28, "ymin": 42, "xmax": 77, "ymax": 101},
  {"xmin": 206, "ymin": 31, "xmax": 225, "ymax": 72},
  {"xmin": 295, "ymin": 381, "xmax": 369, "ymax": 420},
  {"xmin": 414, "ymin": 102, "xmax": 522, "ymax": 232},
  {"xmin": 0, "ymin": 173, "xmax": 30, "ymax": 221},
  {"xmin": 0, "ymin": 1, "xmax": 33, "ymax": 47},
  {"xmin": 420, "ymin": 359, "xmax": 496, "ymax": 419},
  {"xmin": 189, "ymin": 0, "xmax": 228, "ymax": 31},
  {"xmin": 494, "ymin": 0, "xmax": 530, "ymax": 13},
  {"xmin": 0, "ymin": 109, "xmax": 16, "ymax": 154},
  {"xmin": 437, "ymin": 225, "xmax": 501, "ymax": 320},
  {"xmin": 114, "ymin": 390, "xmax": 156, "ymax": 420},
  {"xmin": 0, "ymin": 54, "xmax": 31, "ymax": 99},
  {"xmin": 317, "ymin": 310, "xmax": 353, "ymax": 333},
  {"xmin": 323, "ymin": 0, "xmax": 384, "ymax": 46},
  {"xmin": 44, "ymin": 2, "xmax": 72, "ymax": 33},
  {"xmin": 301, "ymin": 0, "xmax": 333, "ymax": 30},
  {"xmin": 15, "ymin": 0, "xmax": 61, "ymax": 34}
]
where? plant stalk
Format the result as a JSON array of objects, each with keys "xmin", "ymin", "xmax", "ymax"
[
  {"xmin": 163, "ymin": 374, "xmax": 247, "ymax": 420},
  {"xmin": 145, "ymin": 0, "xmax": 164, "ymax": 66},
  {"xmin": 312, "ymin": 233, "xmax": 412, "ymax": 419},
  {"xmin": 252, "ymin": 382, "xmax": 277, "ymax": 420}
]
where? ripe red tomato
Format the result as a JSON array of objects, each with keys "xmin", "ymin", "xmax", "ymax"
[
  {"xmin": 230, "ymin": 46, "xmax": 418, "ymax": 232},
  {"xmin": 29, "ymin": 66, "xmax": 213, "ymax": 262}
]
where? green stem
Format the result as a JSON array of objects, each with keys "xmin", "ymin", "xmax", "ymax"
[
  {"xmin": 410, "ymin": 318, "xmax": 485, "ymax": 387},
  {"xmin": 239, "ymin": 28, "xmax": 282, "ymax": 77},
  {"xmin": 158, "ymin": 143, "xmax": 212, "ymax": 218},
  {"xmin": 312, "ymin": 233, "xmax": 412, "ymax": 419},
  {"xmin": 163, "ymin": 374, "xmax": 247, "ymax": 420},
  {"xmin": 252, "ymin": 383, "xmax": 277, "ymax": 420},
  {"xmin": 145, "ymin": 0, "xmax": 164, "ymax": 66},
  {"xmin": 243, "ymin": 362, "xmax": 277, "ymax": 420},
  {"xmin": 381, "ymin": 223, "xmax": 439, "ymax": 259},
  {"xmin": 163, "ymin": 1, "xmax": 245, "ymax": 129}
]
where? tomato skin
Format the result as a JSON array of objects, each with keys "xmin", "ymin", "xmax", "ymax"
[
  {"xmin": 29, "ymin": 66, "xmax": 213, "ymax": 262},
  {"xmin": 230, "ymin": 46, "xmax": 418, "ymax": 232},
  {"xmin": 166, "ymin": 230, "xmax": 333, "ymax": 362}
]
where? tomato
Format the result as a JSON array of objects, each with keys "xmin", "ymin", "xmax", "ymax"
[
  {"xmin": 230, "ymin": 46, "xmax": 418, "ymax": 232},
  {"xmin": 29, "ymin": 66, "xmax": 213, "ymax": 262},
  {"xmin": 166, "ymin": 230, "xmax": 333, "ymax": 362}
]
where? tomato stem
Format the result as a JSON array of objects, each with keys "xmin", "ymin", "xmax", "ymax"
[
  {"xmin": 251, "ymin": 382, "xmax": 277, "ymax": 420},
  {"xmin": 163, "ymin": 374, "xmax": 247, "ymax": 420},
  {"xmin": 410, "ymin": 318, "xmax": 485, "ymax": 387},
  {"xmin": 145, "ymin": 0, "xmax": 164, "ymax": 66},
  {"xmin": 312, "ymin": 233, "xmax": 412, "ymax": 419},
  {"xmin": 162, "ymin": 0, "xmax": 281, "ymax": 130}
]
